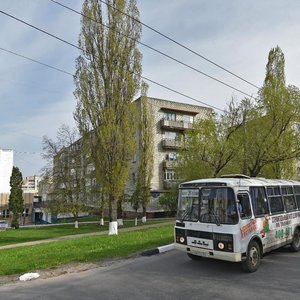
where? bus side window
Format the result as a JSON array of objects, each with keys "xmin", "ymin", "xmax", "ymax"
[
  {"xmin": 237, "ymin": 193, "xmax": 252, "ymax": 219},
  {"xmin": 269, "ymin": 196, "xmax": 285, "ymax": 214},
  {"xmin": 283, "ymin": 195, "xmax": 296, "ymax": 212},
  {"xmin": 250, "ymin": 187, "xmax": 269, "ymax": 217},
  {"xmin": 293, "ymin": 185, "xmax": 300, "ymax": 209}
]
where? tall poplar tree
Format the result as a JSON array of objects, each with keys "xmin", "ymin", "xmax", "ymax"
[
  {"xmin": 8, "ymin": 166, "xmax": 24, "ymax": 229},
  {"xmin": 240, "ymin": 46, "xmax": 300, "ymax": 177},
  {"xmin": 179, "ymin": 47, "xmax": 300, "ymax": 179},
  {"xmin": 74, "ymin": 0, "xmax": 142, "ymax": 234},
  {"xmin": 134, "ymin": 89, "xmax": 154, "ymax": 222}
]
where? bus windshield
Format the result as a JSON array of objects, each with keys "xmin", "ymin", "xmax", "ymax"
[
  {"xmin": 177, "ymin": 189, "xmax": 199, "ymax": 222},
  {"xmin": 178, "ymin": 187, "xmax": 238, "ymax": 224}
]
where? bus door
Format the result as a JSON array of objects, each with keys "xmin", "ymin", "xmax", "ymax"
[{"xmin": 236, "ymin": 192, "xmax": 255, "ymax": 251}]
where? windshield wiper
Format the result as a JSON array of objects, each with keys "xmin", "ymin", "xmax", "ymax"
[
  {"xmin": 180, "ymin": 206, "xmax": 195, "ymax": 222},
  {"xmin": 209, "ymin": 209, "xmax": 221, "ymax": 226}
]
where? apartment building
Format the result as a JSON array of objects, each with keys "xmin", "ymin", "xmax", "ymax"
[
  {"xmin": 0, "ymin": 149, "xmax": 13, "ymax": 220},
  {"xmin": 126, "ymin": 97, "xmax": 212, "ymax": 211},
  {"xmin": 50, "ymin": 97, "xmax": 211, "ymax": 216},
  {"xmin": 0, "ymin": 149, "xmax": 38, "ymax": 224},
  {"xmin": 22, "ymin": 175, "xmax": 41, "ymax": 193},
  {"xmin": 0, "ymin": 149, "xmax": 13, "ymax": 194}
]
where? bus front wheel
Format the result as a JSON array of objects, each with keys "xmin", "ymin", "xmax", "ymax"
[
  {"xmin": 242, "ymin": 240, "xmax": 261, "ymax": 273},
  {"xmin": 291, "ymin": 228, "xmax": 300, "ymax": 252}
]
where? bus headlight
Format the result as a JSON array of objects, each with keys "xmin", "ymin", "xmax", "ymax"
[
  {"xmin": 218, "ymin": 242, "xmax": 225, "ymax": 250},
  {"xmin": 175, "ymin": 228, "xmax": 187, "ymax": 245},
  {"xmin": 213, "ymin": 233, "xmax": 233, "ymax": 252}
]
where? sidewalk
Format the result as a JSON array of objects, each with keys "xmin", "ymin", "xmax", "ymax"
[{"xmin": 0, "ymin": 221, "xmax": 174, "ymax": 250}]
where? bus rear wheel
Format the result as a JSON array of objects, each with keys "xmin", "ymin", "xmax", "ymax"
[
  {"xmin": 242, "ymin": 240, "xmax": 261, "ymax": 273},
  {"xmin": 291, "ymin": 228, "xmax": 300, "ymax": 252}
]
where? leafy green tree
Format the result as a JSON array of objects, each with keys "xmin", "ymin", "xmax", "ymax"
[
  {"xmin": 179, "ymin": 47, "xmax": 300, "ymax": 180},
  {"xmin": 134, "ymin": 89, "xmax": 154, "ymax": 222},
  {"xmin": 8, "ymin": 166, "xmax": 24, "ymax": 229},
  {"xmin": 74, "ymin": 0, "xmax": 142, "ymax": 234},
  {"xmin": 237, "ymin": 46, "xmax": 300, "ymax": 177},
  {"xmin": 178, "ymin": 110, "xmax": 239, "ymax": 180},
  {"xmin": 42, "ymin": 124, "xmax": 89, "ymax": 228},
  {"xmin": 158, "ymin": 187, "xmax": 178, "ymax": 216}
]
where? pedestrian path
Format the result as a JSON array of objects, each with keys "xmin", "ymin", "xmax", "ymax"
[{"xmin": 0, "ymin": 221, "xmax": 174, "ymax": 250}]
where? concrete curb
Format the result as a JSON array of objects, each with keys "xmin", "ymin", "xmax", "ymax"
[{"xmin": 141, "ymin": 243, "xmax": 175, "ymax": 256}]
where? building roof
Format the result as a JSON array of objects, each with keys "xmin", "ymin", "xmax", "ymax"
[{"xmin": 135, "ymin": 96, "xmax": 213, "ymax": 113}]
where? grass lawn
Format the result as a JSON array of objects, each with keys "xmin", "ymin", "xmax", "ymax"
[
  {"xmin": 0, "ymin": 224, "xmax": 174, "ymax": 276},
  {"xmin": 0, "ymin": 219, "xmax": 172, "ymax": 247}
]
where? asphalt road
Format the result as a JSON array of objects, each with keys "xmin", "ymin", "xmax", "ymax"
[{"xmin": 1, "ymin": 247, "xmax": 300, "ymax": 300}]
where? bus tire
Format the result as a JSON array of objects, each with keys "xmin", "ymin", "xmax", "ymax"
[
  {"xmin": 242, "ymin": 240, "xmax": 261, "ymax": 273},
  {"xmin": 187, "ymin": 253, "xmax": 202, "ymax": 260},
  {"xmin": 291, "ymin": 228, "xmax": 300, "ymax": 252}
]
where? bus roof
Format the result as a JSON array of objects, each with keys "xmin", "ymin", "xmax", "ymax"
[{"xmin": 179, "ymin": 176, "xmax": 300, "ymax": 188}]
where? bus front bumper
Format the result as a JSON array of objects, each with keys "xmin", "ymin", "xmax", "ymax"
[{"xmin": 175, "ymin": 243, "xmax": 242, "ymax": 262}]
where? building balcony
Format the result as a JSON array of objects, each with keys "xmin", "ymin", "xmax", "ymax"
[
  {"xmin": 163, "ymin": 179, "xmax": 180, "ymax": 190},
  {"xmin": 163, "ymin": 160, "xmax": 177, "ymax": 169},
  {"xmin": 33, "ymin": 201, "xmax": 43, "ymax": 209},
  {"xmin": 161, "ymin": 139, "xmax": 183, "ymax": 149},
  {"xmin": 160, "ymin": 119, "xmax": 193, "ymax": 131}
]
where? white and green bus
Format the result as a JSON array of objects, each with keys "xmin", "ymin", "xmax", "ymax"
[{"xmin": 174, "ymin": 174, "xmax": 300, "ymax": 272}]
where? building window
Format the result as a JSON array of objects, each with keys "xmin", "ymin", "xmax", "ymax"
[
  {"xmin": 22, "ymin": 208, "xmax": 29, "ymax": 217},
  {"xmin": 164, "ymin": 131, "xmax": 178, "ymax": 140},
  {"xmin": 183, "ymin": 115, "xmax": 194, "ymax": 123},
  {"xmin": 132, "ymin": 173, "xmax": 136, "ymax": 184},
  {"xmin": 132, "ymin": 154, "xmax": 137, "ymax": 163},
  {"xmin": 85, "ymin": 178, "xmax": 91, "ymax": 187},
  {"xmin": 164, "ymin": 112, "xmax": 176, "ymax": 121},
  {"xmin": 2, "ymin": 209, "xmax": 9, "ymax": 218},
  {"xmin": 86, "ymin": 163, "xmax": 95, "ymax": 174}
]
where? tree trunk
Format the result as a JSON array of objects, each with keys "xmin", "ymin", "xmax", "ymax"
[
  {"xmin": 108, "ymin": 196, "xmax": 118, "ymax": 235},
  {"xmin": 142, "ymin": 205, "xmax": 147, "ymax": 223},
  {"xmin": 117, "ymin": 198, "xmax": 123, "ymax": 226},
  {"xmin": 99, "ymin": 210, "xmax": 104, "ymax": 226},
  {"xmin": 108, "ymin": 221, "xmax": 118, "ymax": 235},
  {"xmin": 74, "ymin": 213, "xmax": 79, "ymax": 229}
]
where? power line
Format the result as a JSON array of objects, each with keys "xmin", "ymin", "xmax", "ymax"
[
  {"xmin": 142, "ymin": 75, "xmax": 225, "ymax": 112},
  {"xmin": 0, "ymin": 10, "xmax": 225, "ymax": 112},
  {"xmin": 98, "ymin": 0, "xmax": 260, "ymax": 90},
  {"xmin": 0, "ymin": 10, "xmax": 80, "ymax": 50},
  {"xmin": 0, "ymin": 47, "xmax": 73, "ymax": 76},
  {"xmin": 48, "ymin": 0, "xmax": 256, "ymax": 99},
  {"xmin": 15, "ymin": 151, "xmax": 41, "ymax": 155},
  {"xmin": 1, "ymin": 46, "xmax": 225, "ymax": 113}
]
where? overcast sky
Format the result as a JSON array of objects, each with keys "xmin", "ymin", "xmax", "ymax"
[{"xmin": 0, "ymin": 0, "xmax": 299, "ymax": 177}]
